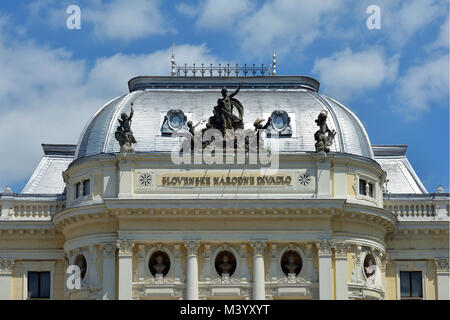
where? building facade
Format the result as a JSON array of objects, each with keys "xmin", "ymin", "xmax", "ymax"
[{"xmin": 0, "ymin": 70, "xmax": 448, "ymax": 300}]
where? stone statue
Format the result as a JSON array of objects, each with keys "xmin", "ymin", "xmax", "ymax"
[
  {"xmin": 153, "ymin": 255, "xmax": 167, "ymax": 275},
  {"xmin": 364, "ymin": 258, "xmax": 376, "ymax": 278},
  {"xmin": 314, "ymin": 110, "xmax": 336, "ymax": 153},
  {"xmin": 284, "ymin": 254, "xmax": 299, "ymax": 275},
  {"xmin": 115, "ymin": 103, "xmax": 137, "ymax": 153},
  {"xmin": 219, "ymin": 255, "xmax": 232, "ymax": 275},
  {"xmin": 205, "ymin": 84, "xmax": 244, "ymax": 135}
]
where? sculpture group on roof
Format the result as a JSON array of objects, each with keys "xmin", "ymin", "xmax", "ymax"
[{"xmin": 114, "ymin": 87, "xmax": 336, "ymax": 154}]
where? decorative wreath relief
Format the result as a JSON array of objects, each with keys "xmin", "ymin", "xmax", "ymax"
[
  {"xmin": 298, "ymin": 174, "xmax": 311, "ymax": 186},
  {"xmin": 139, "ymin": 173, "xmax": 153, "ymax": 187}
]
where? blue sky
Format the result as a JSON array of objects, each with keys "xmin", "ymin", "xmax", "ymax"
[{"xmin": 0, "ymin": 0, "xmax": 448, "ymax": 193}]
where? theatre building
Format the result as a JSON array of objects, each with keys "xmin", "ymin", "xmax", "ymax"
[{"xmin": 0, "ymin": 60, "xmax": 448, "ymax": 300}]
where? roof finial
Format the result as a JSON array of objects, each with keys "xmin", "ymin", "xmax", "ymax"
[
  {"xmin": 171, "ymin": 43, "xmax": 176, "ymax": 76},
  {"xmin": 272, "ymin": 49, "xmax": 277, "ymax": 76}
]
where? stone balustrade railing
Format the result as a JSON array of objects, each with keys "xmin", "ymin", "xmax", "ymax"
[{"xmin": 383, "ymin": 193, "xmax": 449, "ymax": 220}]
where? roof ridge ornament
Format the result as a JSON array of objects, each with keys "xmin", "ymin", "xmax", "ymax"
[{"xmin": 170, "ymin": 53, "xmax": 277, "ymax": 77}]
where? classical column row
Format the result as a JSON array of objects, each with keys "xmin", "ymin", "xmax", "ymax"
[{"xmin": 109, "ymin": 239, "xmax": 354, "ymax": 300}]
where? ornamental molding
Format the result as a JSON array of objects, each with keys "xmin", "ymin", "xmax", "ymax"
[
  {"xmin": 102, "ymin": 242, "xmax": 117, "ymax": 258},
  {"xmin": 334, "ymin": 242, "xmax": 351, "ymax": 259},
  {"xmin": 184, "ymin": 241, "xmax": 200, "ymax": 256},
  {"xmin": 0, "ymin": 258, "xmax": 14, "ymax": 274},
  {"xmin": 250, "ymin": 241, "xmax": 266, "ymax": 256},
  {"xmin": 316, "ymin": 240, "xmax": 333, "ymax": 256},
  {"xmin": 434, "ymin": 258, "xmax": 450, "ymax": 273},
  {"xmin": 116, "ymin": 240, "xmax": 134, "ymax": 257}
]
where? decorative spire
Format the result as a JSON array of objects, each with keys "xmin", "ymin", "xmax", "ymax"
[
  {"xmin": 272, "ymin": 49, "xmax": 277, "ymax": 76},
  {"xmin": 171, "ymin": 44, "xmax": 176, "ymax": 76}
]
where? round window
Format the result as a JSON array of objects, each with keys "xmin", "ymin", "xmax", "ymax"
[
  {"xmin": 281, "ymin": 250, "xmax": 302, "ymax": 276},
  {"xmin": 214, "ymin": 250, "xmax": 237, "ymax": 277},
  {"xmin": 74, "ymin": 254, "xmax": 87, "ymax": 280},
  {"xmin": 149, "ymin": 251, "xmax": 171, "ymax": 277},
  {"xmin": 270, "ymin": 110, "xmax": 289, "ymax": 131},
  {"xmin": 168, "ymin": 110, "xmax": 186, "ymax": 130},
  {"xmin": 363, "ymin": 253, "xmax": 376, "ymax": 278}
]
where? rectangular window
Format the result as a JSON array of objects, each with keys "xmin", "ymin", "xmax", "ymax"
[
  {"xmin": 28, "ymin": 271, "xmax": 50, "ymax": 299},
  {"xmin": 82, "ymin": 179, "xmax": 90, "ymax": 196},
  {"xmin": 75, "ymin": 182, "xmax": 81, "ymax": 198},
  {"xmin": 400, "ymin": 271, "xmax": 423, "ymax": 299},
  {"xmin": 368, "ymin": 183, "xmax": 374, "ymax": 197},
  {"xmin": 359, "ymin": 179, "xmax": 367, "ymax": 196}
]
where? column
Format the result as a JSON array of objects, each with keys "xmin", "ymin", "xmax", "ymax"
[
  {"xmin": 251, "ymin": 241, "xmax": 266, "ymax": 300},
  {"xmin": 316, "ymin": 240, "xmax": 333, "ymax": 300},
  {"xmin": 334, "ymin": 243, "xmax": 350, "ymax": 300},
  {"xmin": 184, "ymin": 241, "xmax": 200, "ymax": 300},
  {"xmin": 201, "ymin": 244, "xmax": 211, "ymax": 282},
  {"xmin": 117, "ymin": 240, "xmax": 134, "ymax": 300},
  {"xmin": 0, "ymin": 258, "xmax": 14, "ymax": 299},
  {"xmin": 88, "ymin": 245, "xmax": 99, "ymax": 287},
  {"xmin": 102, "ymin": 242, "xmax": 116, "ymax": 300},
  {"xmin": 434, "ymin": 258, "xmax": 450, "ymax": 300},
  {"xmin": 239, "ymin": 244, "xmax": 250, "ymax": 283},
  {"xmin": 136, "ymin": 244, "xmax": 146, "ymax": 282}
]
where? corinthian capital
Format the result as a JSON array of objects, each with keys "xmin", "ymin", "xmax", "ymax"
[
  {"xmin": 116, "ymin": 240, "xmax": 134, "ymax": 257},
  {"xmin": 316, "ymin": 240, "xmax": 333, "ymax": 256},
  {"xmin": 0, "ymin": 258, "xmax": 14, "ymax": 275},
  {"xmin": 334, "ymin": 242, "xmax": 350, "ymax": 259},
  {"xmin": 184, "ymin": 241, "xmax": 200, "ymax": 256},
  {"xmin": 434, "ymin": 258, "xmax": 450, "ymax": 274},
  {"xmin": 250, "ymin": 241, "xmax": 266, "ymax": 256}
]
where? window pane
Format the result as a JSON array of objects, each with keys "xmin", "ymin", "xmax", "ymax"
[
  {"xmin": 28, "ymin": 272, "xmax": 40, "ymax": 299},
  {"xmin": 400, "ymin": 271, "xmax": 411, "ymax": 297},
  {"xmin": 83, "ymin": 180, "xmax": 90, "ymax": 196},
  {"xmin": 411, "ymin": 271, "xmax": 423, "ymax": 297},
  {"xmin": 39, "ymin": 272, "xmax": 51, "ymax": 298},
  {"xmin": 359, "ymin": 180, "xmax": 367, "ymax": 195},
  {"xmin": 368, "ymin": 183, "xmax": 374, "ymax": 197},
  {"xmin": 75, "ymin": 183, "xmax": 80, "ymax": 198}
]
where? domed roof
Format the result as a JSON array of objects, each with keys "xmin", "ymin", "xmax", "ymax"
[{"xmin": 75, "ymin": 76, "xmax": 374, "ymax": 160}]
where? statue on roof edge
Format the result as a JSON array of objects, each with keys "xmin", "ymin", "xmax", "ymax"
[
  {"xmin": 115, "ymin": 103, "xmax": 137, "ymax": 153},
  {"xmin": 314, "ymin": 110, "xmax": 336, "ymax": 153}
]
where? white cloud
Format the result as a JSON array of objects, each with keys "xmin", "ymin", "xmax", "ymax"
[
  {"xmin": 84, "ymin": 0, "xmax": 173, "ymax": 41},
  {"xmin": 377, "ymin": 0, "xmax": 446, "ymax": 48},
  {"xmin": 0, "ymin": 24, "xmax": 218, "ymax": 189},
  {"xmin": 312, "ymin": 47, "xmax": 399, "ymax": 101},
  {"xmin": 88, "ymin": 44, "xmax": 222, "ymax": 97},
  {"xmin": 240, "ymin": 0, "xmax": 341, "ymax": 54},
  {"xmin": 396, "ymin": 54, "xmax": 449, "ymax": 118},
  {"xmin": 175, "ymin": 3, "xmax": 199, "ymax": 17},
  {"xmin": 429, "ymin": 16, "xmax": 449, "ymax": 50},
  {"xmin": 196, "ymin": 0, "xmax": 253, "ymax": 30}
]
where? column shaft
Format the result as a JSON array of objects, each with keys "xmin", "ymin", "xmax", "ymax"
[
  {"xmin": 0, "ymin": 258, "xmax": 14, "ymax": 300},
  {"xmin": 316, "ymin": 241, "xmax": 333, "ymax": 300},
  {"xmin": 435, "ymin": 259, "xmax": 450, "ymax": 300},
  {"xmin": 117, "ymin": 240, "xmax": 134, "ymax": 300},
  {"xmin": 102, "ymin": 243, "xmax": 116, "ymax": 300},
  {"xmin": 185, "ymin": 241, "xmax": 200, "ymax": 300},
  {"xmin": 251, "ymin": 241, "xmax": 266, "ymax": 300}
]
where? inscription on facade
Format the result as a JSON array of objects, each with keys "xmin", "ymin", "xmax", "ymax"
[{"xmin": 159, "ymin": 174, "xmax": 292, "ymax": 187}]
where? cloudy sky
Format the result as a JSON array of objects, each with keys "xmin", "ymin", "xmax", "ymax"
[{"xmin": 0, "ymin": 0, "xmax": 448, "ymax": 193}]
